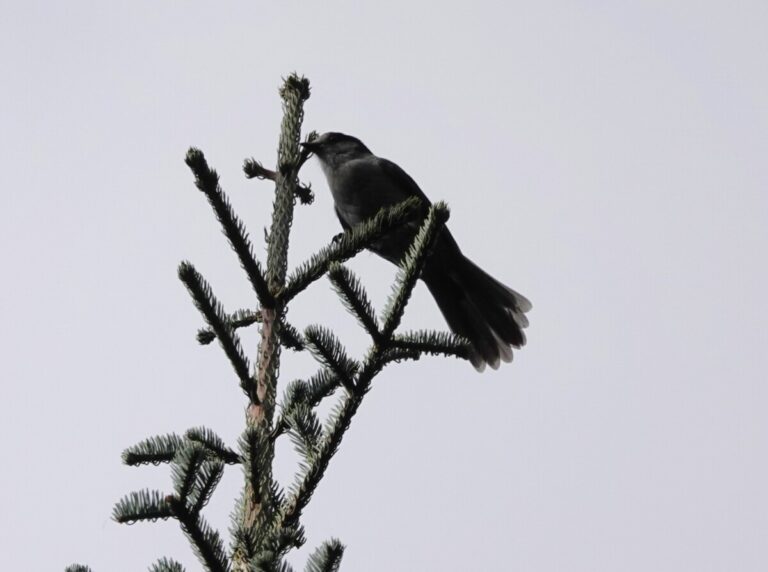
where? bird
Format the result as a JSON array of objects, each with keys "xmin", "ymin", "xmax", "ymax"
[{"xmin": 301, "ymin": 132, "xmax": 531, "ymax": 371}]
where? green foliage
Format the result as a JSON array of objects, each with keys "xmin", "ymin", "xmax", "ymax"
[
  {"xmin": 267, "ymin": 74, "xmax": 310, "ymax": 293},
  {"xmin": 196, "ymin": 308, "xmax": 305, "ymax": 353},
  {"xmin": 168, "ymin": 497, "xmax": 231, "ymax": 572},
  {"xmin": 170, "ymin": 442, "xmax": 225, "ymax": 514},
  {"xmin": 277, "ymin": 320, "xmax": 306, "ymax": 351},
  {"xmin": 230, "ymin": 520, "xmax": 259, "ymax": 565},
  {"xmin": 238, "ymin": 427, "xmax": 274, "ymax": 510},
  {"xmin": 378, "ymin": 346, "xmax": 422, "ymax": 367},
  {"xmin": 172, "ymin": 443, "xmax": 209, "ymax": 502},
  {"xmin": 251, "ymin": 556, "xmax": 295, "ymax": 572},
  {"xmin": 327, "ymin": 264, "xmax": 380, "ymax": 341},
  {"xmin": 189, "ymin": 461, "xmax": 224, "ymax": 515},
  {"xmin": 75, "ymin": 75, "xmax": 475, "ymax": 572},
  {"xmin": 186, "ymin": 427, "xmax": 241, "ymax": 464},
  {"xmin": 281, "ymin": 196, "xmax": 423, "ymax": 302},
  {"xmin": 281, "ymin": 392, "xmax": 360, "ymax": 534},
  {"xmin": 242, "ymin": 158, "xmax": 276, "ymax": 181},
  {"xmin": 392, "ymin": 329, "xmax": 472, "ymax": 360},
  {"xmin": 286, "ymin": 403, "xmax": 323, "ymax": 462},
  {"xmin": 122, "ymin": 433, "xmax": 184, "ymax": 466},
  {"xmin": 113, "ymin": 490, "xmax": 173, "ymax": 524},
  {"xmin": 381, "ymin": 202, "xmax": 450, "ymax": 338},
  {"xmin": 274, "ymin": 370, "xmax": 341, "ymax": 440},
  {"xmin": 149, "ymin": 558, "xmax": 186, "ymax": 572},
  {"xmin": 185, "ymin": 148, "xmax": 273, "ymax": 307},
  {"xmin": 303, "ymin": 326, "xmax": 359, "ymax": 392},
  {"xmin": 296, "ymin": 368, "xmax": 340, "ymax": 406},
  {"xmin": 283, "ymin": 369, "xmax": 339, "ymax": 412},
  {"xmin": 178, "ymin": 262, "xmax": 257, "ymax": 404},
  {"xmin": 197, "ymin": 308, "xmax": 262, "ymax": 345},
  {"xmin": 113, "ymin": 439, "xmax": 230, "ymax": 570},
  {"xmin": 243, "ymin": 157, "xmax": 314, "ymax": 205},
  {"xmin": 305, "ymin": 539, "xmax": 344, "ymax": 572}
]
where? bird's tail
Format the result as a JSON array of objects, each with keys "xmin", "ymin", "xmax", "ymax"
[{"xmin": 424, "ymin": 255, "xmax": 531, "ymax": 371}]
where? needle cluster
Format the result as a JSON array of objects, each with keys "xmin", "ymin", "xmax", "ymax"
[{"xmin": 68, "ymin": 74, "xmax": 473, "ymax": 572}]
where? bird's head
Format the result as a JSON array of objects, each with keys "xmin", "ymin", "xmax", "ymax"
[{"xmin": 301, "ymin": 132, "xmax": 371, "ymax": 167}]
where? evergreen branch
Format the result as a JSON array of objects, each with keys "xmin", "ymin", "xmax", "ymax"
[
  {"xmin": 279, "ymin": 321, "xmax": 429, "ymax": 537},
  {"xmin": 197, "ymin": 308, "xmax": 262, "ymax": 345},
  {"xmin": 283, "ymin": 369, "xmax": 339, "ymax": 411},
  {"xmin": 185, "ymin": 148, "xmax": 273, "ymax": 307},
  {"xmin": 268, "ymin": 73, "xmax": 311, "ymax": 291},
  {"xmin": 278, "ymin": 320, "xmax": 305, "ymax": 351},
  {"xmin": 379, "ymin": 346, "xmax": 422, "ymax": 367},
  {"xmin": 281, "ymin": 346, "xmax": 403, "ymax": 531},
  {"xmin": 243, "ymin": 160, "xmax": 314, "ymax": 206},
  {"xmin": 281, "ymin": 196, "xmax": 423, "ymax": 302},
  {"xmin": 274, "ymin": 370, "xmax": 340, "ymax": 440},
  {"xmin": 281, "ymin": 393, "xmax": 360, "ymax": 533},
  {"xmin": 243, "ymin": 158, "xmax": 277, "ymax": 181},
  {"xmin": 253, "ymin": 523, "xmax": 306, "ymax": 565},
  {"xmin": 230, "ymin": 521, "xmax": 260, "ymax": 566},
  {"xmin": 380, "ymin": 202, "xmax": 450, "ymax": 339},
  {"xmin": 251, "ymin": 556, "xmax": 295, "ymax": 572},
  {"xmin": 189, "ymin": 457, "xmax": 225, "ymax": 515},
  {"xmin": 303, "ymin": 326, "xmax": 358, "ymax": 392},
  {"xmin": 328, "ymin": 264, "xmax": 380, "ymax": 341},
  {"xmin": 122, "ymin": 434, "xmax": 184, "ymax": 466},
  {"xmin": 234, "ymin": 75, "xmax": 311, "ymax": 568},
  {"xmin": 392, "ymin": 330, "xmax": 472, "ymax": 360},
  {"xmin": 286, "ymin": 404, "xmax": 323, "ymax": 461},
  {"xmin": 277, "ymin": 75, "xmax": 311, "ymax": 168},
  {"xmin": 293, "ymin": 182, "xmax": 314, "ymax": 205},
  {"xmin": 301, "ymin": 368, "xmax": 341, "ymax": 406},
  {"xmin": 274, "ymin": 524, "xmax": 306, "ymax": 552},
  {"xmin": 186, "ymin": 427, "xmax": 241, "ymax": 464},
  {"xmin": 113, "ymin": 490, "xmax": 173, "ymax": 524},
  {"xmin": 268, "ymin": 480, "xmax": 288, "ymax": 525},
  {"xmin": 172, "ymin": 443, "xmax": 209, "ymax": 503},
  {"xmin": 239, "ymin": 427, "xmax": 268, "ymax": 507},
  {"xmin": 178, "ymin": 262, "xmax": 258, "ymax": 403},
  {"xmin": 279, "ymin": 340, "xmax": 419, "ymax": 536},
  {"xmin": 237, "ymin": 427, "xmax": 282, "ymax": 541},
  {"xmin": 305, "ymin": 539, "xmax": 344, "ymax": 572},
  {"xmin": 65, "ymin": 566, "xmax": 92, "ymax": 572},
  {"xmin": 149, "ymin": 558, "xmax": 186, "ymax": 572},
  {"xmin": 168, "ymin": 497, "xmax": 231, "ymax": 572},
  {"xmin": 197, "ymin": 309, "xmax": 304, "ymax": 352}
]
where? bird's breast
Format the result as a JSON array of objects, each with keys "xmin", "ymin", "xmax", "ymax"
[{"xmin": 325, "ymin": 161, "xmax": 383, "ymax": 219}]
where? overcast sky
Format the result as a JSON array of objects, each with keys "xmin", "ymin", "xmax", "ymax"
[{"xmin": 2, "ymin": 1, "xmax": 767, "ymax": 570}]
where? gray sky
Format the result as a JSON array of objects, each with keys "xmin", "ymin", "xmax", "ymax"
[{"xmin": 2, "ymin": 1, "xmax": 767, "ymax": 570}]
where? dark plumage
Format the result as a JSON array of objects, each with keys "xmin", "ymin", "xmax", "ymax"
[{"xmin": 302, "ymin": 132, "xmax": 531, "ymax": 371}]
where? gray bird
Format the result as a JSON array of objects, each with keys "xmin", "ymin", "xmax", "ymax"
[{"xmin": 301, "ymin": 132, "xmax": 531, "ymax": 371}]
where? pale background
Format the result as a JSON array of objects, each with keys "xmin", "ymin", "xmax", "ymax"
[{"xmin": 1, "ymin": 1, "xmax": 767, "ymax": 570}]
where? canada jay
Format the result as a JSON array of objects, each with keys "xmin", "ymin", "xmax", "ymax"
[{"xmin": 301, "ymin": 132, "xmax": 531, "ymax": 371}]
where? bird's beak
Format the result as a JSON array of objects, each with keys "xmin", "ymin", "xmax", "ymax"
[{"xmin": 300, "ymin": 141, "xmax": 318, "ymax": 152}]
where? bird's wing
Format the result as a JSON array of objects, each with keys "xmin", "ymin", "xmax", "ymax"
[
  {"xmin": 334, "ymin": 205, "xmax": 352, "ymax": 231},
  {"xmin": 377, "ymin": 157, "xmax": 462, "ymax": 254},
  {"xmin": 331, "ymin": 156, "xmax": 431, "ymax": 228},
  {"xmin": 375, "ymin": 157, "xmax": 432, "ymax": 208}
]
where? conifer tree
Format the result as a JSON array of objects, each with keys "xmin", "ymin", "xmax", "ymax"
[{"xmin": 68, "ymin": 74, "xmax": 474, "ymax": 572}]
